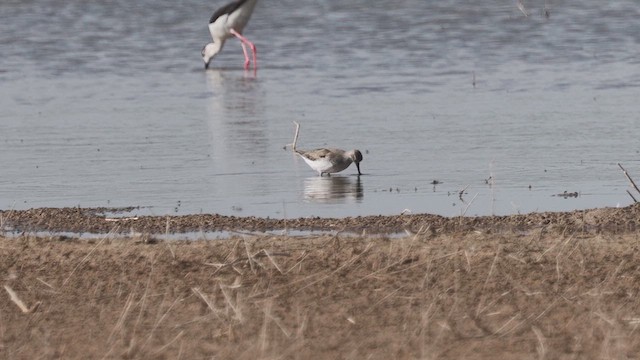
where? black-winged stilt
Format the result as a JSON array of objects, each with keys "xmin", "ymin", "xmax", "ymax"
[
  {"xmin": 202, "ymin": 0, "xmax": 259, "ymax": 70},
  {"xmin": 290, "ymin": 121, "xmax": 363, "ymax": 176}
]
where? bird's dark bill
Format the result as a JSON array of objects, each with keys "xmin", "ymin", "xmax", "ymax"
[{"xmin": 356, "ymin": 162, "xmax": 362, "ymax": 175}]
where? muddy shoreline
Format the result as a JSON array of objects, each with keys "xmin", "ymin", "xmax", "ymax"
[{"xmin": 2, "ymin": 204, "xmax": 640, "ymax": 236}]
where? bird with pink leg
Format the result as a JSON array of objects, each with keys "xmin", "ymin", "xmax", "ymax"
[{"xmin": 202, "ymin": 0, "xmax": 259, "ymax": 71}]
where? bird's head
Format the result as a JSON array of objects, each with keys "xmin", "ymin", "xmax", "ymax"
[
  {"xmin": 351, "ymin": 150, "xmax": 363, "ymax": 175},
  {"xmin": 202, "ymin": 42, "xmax": 221, "ymax": 69}
]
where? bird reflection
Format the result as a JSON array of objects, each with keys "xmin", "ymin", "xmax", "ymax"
[
  {"xmin": 204, "ymin": 69, "xmax": 266, "ymax": 168},
  {"xmin": 204, "ymin": 70, "xmax": 259, "ymax": 106},
  {"xmin": 303, "ymin": 176, "xmax": 363, "ymax": 204}
]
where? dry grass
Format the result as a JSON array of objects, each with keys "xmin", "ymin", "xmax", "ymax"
[{"xmin": 1, "ymin": 230, "xmax": 640, "ymax": 359}]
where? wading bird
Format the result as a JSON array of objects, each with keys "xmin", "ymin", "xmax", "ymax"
[
  {"xmin": 290, "ymin": 121, "xmax": 363, "ymax": 176},
  {"xmin": 202, "ymin": 0, "xmax": 259, "ymax": 70}
]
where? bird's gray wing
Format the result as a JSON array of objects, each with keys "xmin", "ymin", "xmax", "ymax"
[{"xmin": 299, "ymin": 148, "xmax": 333, "ymax": 161}]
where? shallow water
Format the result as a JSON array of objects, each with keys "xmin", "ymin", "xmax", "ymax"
[{"xmin": 1, "ymin": 0, "xmax": 639, "ymax": 217}]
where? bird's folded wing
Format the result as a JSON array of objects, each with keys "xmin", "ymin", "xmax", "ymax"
[{"xmin": 209, "ymin": 0, "xmax": 248, "ymax": 24}]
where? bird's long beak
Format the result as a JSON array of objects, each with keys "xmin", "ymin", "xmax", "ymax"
[
  {"xmin": 204, "ymin": 61, "xmax": 210, "ymax": 70},
  {"xmin": 356, "ymin": 162, "xmax": 362, "ymax": 176}
]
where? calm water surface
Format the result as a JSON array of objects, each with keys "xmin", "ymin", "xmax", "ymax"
[{"xmin": 1, "ymin": 0, "xmax": 639, "ymax": 217}]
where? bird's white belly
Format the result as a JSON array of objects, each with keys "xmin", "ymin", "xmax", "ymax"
[
  {"xmin": 208, "ymin": 20, "xmax": 229, "ymax": 40},
  {"xmin": 301, "ymin": 156, "xmax": 350, "ymax": 174}
]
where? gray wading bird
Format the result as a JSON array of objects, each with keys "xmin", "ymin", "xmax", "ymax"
[{"xmin": 289, "ymin": 121, "xmax": 363, "ymax": 176}]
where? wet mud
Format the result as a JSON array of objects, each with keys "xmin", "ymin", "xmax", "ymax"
[{"xmin": 2, "ymin": 204, "xmax": 640, "ymax": 236}]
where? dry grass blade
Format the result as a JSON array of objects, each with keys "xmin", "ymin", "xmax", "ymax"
[
  {"xmin": 531, "ymin": 326, "xmax": 546, "ymax": 360},
  {"xmin": 108, "ymin": 290, "xmax": 137, "ymax": 343},
  {"xmin": 192, "ymin": 288, "xmax": 218, "ymax": 315},
  {"xmin": 259, "ymin": 301, "xmax": 271, "ymax": 354},
  {"xmin": 475, "ymin": 245, "xmax": 502, "ymax": 316},
  {"xmin": 533, "ymin": 298, "xmax": 559, "ymax": 322},
  {"xmin": 203, "ymin": 262, "xmax": 226, "ymax": 268},
  {"xmin": 262, "ymin": 249, "xmax": 284, "ymax": 274},
  {"xmin": 142, "ymin": 296, "xmax": 184, "ymax": 350},
  {"xmin": 207, "ymin": 260, "xmax": 244, "ymax": 276},
  {"xmin": 293, "ymin": 242, "xmax": 374, "ymax": 295},
  {"xmin": 593, "ymin": 311, "xmax": 615, "ymax": 326},
  {"xmin": 104, "ymin": 217, "xmax": 139, "ymax": 222},
  {"xmin": 366, "ymin": 286, "xmax": 405, "ymax": 314},
  {"xmin": 132, "ymin": 265, "xmax": 155, "ymax": 341},
  {"xmin": 536, "ymin": 236, "xmax": 565, "ymax": 262},
  {"xmin": 243, "ymin": 237, "xmax": 256, "ymax": 273},
  {"xmin": 264, "ymin": 300, "xmax": 291, "ymax": 338},
  {"xmin": 63, "ymin": 230, "xmax": 114, "ymax": 286},
  {"xmin": 220, "ymin": 285, "xmax": 243, "ymax": 322},
  {"xmin": 36, "ymin": 277, "xmax": 55, "ymax": 290},
  {"xmin": 494, "ymin": 313, "xmax": 521, "ymax": 336},
  {"xmin": 482, "ymin": 246, "xmax": 501, "ymax": 290},
  {"xmin": 165, "ymin": 217, "xmax": 176, "ymax": 260},
  {"xmin": 554, "ymin": 236, "xmax": 575, "ymax": 284},
  {"xmin": 3, "ymin": 285, "xmax": 40, "ymax": 313},
  {"xmin": 464, "ymin": 250, "xmax": 472, "ymax": 271},
  {"xmin": 286, "ymin": 251, "xmax": 309, "ymax": 274},
  {"xmin": 411, "ymin": 224, "xmax": 430, "ymax": 241},
  {"xmin": 152, "ymin": 330, "xmax": 184, "ymax": 355}
]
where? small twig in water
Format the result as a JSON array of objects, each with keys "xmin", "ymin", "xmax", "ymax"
[
  {"xmin": 461, "ymin": 193, "xmax": 479, "ymax": 217},
  {"xmin": 459, "ymin": 185, "xmax": 469, "ymax": 201},
  {"xmin": 618, "ymin": 163, "xmax": 640, "ymax": 202},
  {"xmin": 516, "ymin": 0, "xmax": 529, "ymax": 17}
]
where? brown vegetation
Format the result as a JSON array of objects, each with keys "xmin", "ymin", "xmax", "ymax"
[{"xmin": 1, "ymin": 206, "xmax": 640, "ymax": 358}]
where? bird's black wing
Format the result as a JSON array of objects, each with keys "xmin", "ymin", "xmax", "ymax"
[{"xmin": 209, "ymin": 0, "xmax": 249, "ymax": 24}]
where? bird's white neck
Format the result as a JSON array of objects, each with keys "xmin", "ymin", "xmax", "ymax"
[
  {"xmin": 203, "ymin": 40, "xmax": 224, "ymax": 65},
  {"xmin": 209, "ymin": 39, "xmax": 224, "ymax": 55}
]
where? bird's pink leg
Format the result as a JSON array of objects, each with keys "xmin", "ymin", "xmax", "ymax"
[
  {"xmin": 240, "ymin": 42, "xmax": 251, "ymax": 70},
  {"xmin": 230, "ymin": 28, "xmax": 257, "ymax": 70}
]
